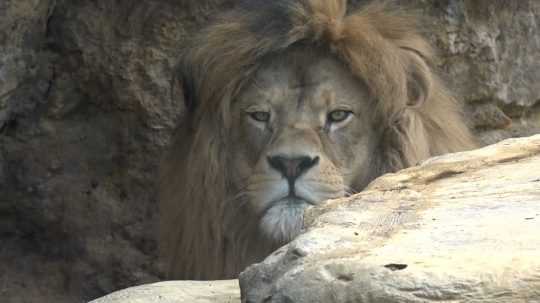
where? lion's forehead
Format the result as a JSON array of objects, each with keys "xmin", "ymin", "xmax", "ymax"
[{"xmin": 237, "ymin": 50, "xmax": 370, "ymax": 115}]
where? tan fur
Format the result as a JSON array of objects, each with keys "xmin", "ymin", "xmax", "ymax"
[{"xmin": 160, "ymin": 0, "xmax": 476, "ymax": 280}]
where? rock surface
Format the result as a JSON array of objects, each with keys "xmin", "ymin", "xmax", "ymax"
[
  {"xmin": 240, "ymin": 134, "xmax": 540, "ymax": 303},
  {"xmin": 1, "ymin": 1, "xmax": 230, "ymax": 302},
  {"xmin": 90, "ymin": 280, "xmax": 239, "ymax": 303},
  {"xmin": 1, "ymin": 1, "xmax": 539, "ymax": 302},
  {"xmin": 417, "ymin": 1, "xmax": 540, "ymax": 144}
]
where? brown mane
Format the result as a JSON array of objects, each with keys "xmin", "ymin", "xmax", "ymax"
[{"xmin": 160, "ymin": 0, "xmax": 476, "ymax": 280}]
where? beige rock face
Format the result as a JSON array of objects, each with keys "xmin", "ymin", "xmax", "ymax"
[
  {"xmin": 90, "ymin": 280, "xmax": 240, "ymax": 303},
  {"xmin": 240, "ymin": 135, "xmax": 540, "ymax": 303}
]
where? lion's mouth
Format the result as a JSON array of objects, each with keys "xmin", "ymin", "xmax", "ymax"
[
  {"xmin": 275, "ymin": 194, "xmax": 314, "ymax": 207},
  {"xmin": 259, "ymin": 194, "xmax": 312, "ymax": 216}
]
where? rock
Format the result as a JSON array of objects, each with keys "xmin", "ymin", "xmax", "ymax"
[
  {"xmin": 410, "ymin": 0, "xmax": 540, "ymax": 144},
  {"xmin": 1, "ymin": 0, "xmax": 539, "ymax": 302},
  {"xmin": 240, "ymin": 134, "xmax": 540, "ymax": 303},
  {"xmin": 90, "ymin": 280, "xmax": 240, "ymax": 303},
  {"xmin": 0, "ymin": 0, "xmax": 202, "ymax": 301}
]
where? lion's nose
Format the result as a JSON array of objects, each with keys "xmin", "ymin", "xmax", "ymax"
[{"xmin": 267, "ymin": 155, "xmax": 319, "ymax": 183}]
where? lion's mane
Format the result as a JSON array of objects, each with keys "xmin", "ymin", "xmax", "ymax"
[{"xmin": 160, "ymin": 0, "xmax": 476, "ymax": 279}]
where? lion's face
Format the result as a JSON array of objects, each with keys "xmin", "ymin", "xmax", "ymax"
[{"xmin": 230, "ymin": 50, "xmax": 380, "ymax": 243}]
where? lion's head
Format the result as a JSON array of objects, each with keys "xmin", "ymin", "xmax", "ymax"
[
  {"xmin": 228, "ymin": 48, "xmax": 381, "ymax": 243},
  {"xmin": 160, "ymin": 0, "xmax": 476, "ymax": 280}
]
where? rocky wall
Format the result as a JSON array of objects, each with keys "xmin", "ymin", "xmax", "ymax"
[{"xmin": 0, "ymin": 0, "xmax": 539, "ymax": 302}]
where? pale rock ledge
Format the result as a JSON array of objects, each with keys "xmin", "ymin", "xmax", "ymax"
[{"xmin": 90, "ymin": 280, "xmax": 240, "ymax": 303}]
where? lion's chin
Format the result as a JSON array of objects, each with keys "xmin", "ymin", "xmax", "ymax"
[{"xmin": 259, "ymin": 197, "xmax": 309, "ymax": 244}]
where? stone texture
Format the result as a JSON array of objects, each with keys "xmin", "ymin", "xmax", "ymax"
[
  {"xmin": 90, "ymin": 280, "xmax": 240, "ymax": 303},
  {"xmin": 240, "ymin": 134, "xmax": 540, "ymax": 303},
  {"xmin": 1, "ymin": 0, "xmax": 539, "ymax": 302},
  {"xmin": 418, "ymin": 0, "xmax": 540, "ymax": 145},
  {"xmin": 0, "ymin": 1, "xmax": 230, "ymax": 302}
]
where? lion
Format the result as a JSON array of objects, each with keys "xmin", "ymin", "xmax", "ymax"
[{"xmin": 160, "ymin": 0, "xmax": 476, "ymax": 280}]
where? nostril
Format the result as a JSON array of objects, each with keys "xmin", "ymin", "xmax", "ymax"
[
  {"xmin": 267, "ymin": 155, "xmax": 320, "ymax": 181},
  {"xmin": 267, "ymin": 156, "xmax": 286, "ymax": 174},
  {"xmin": 298, "ymin": 156, "xmax": 319, "ymax": 172}
]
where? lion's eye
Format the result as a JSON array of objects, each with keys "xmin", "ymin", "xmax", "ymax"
[
  {"xmin": 249, "ymin": 111, "xmax": 271, "ymax": 122},
  {"xmin": 327, "ymin": 110, "xmax": 353, "ymax": 123}
]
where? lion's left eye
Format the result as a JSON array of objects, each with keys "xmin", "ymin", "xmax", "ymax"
[
  {"xmin": 327, "ymin": 110, "xmax": 353, "ymax": 123},
  {"xmin": 249, "ymin": 111, "xmax": 271, "ymax": 122}
]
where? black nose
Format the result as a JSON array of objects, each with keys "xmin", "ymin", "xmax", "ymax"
[{"xmin": 267, "ymin": 155, "xmax": 320, "ymax": 183}]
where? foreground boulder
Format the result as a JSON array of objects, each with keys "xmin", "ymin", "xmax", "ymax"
[
  {"xmin": 90, "ymin": 280, "xmax": 239, "ymax": 303},
  {"xmin": 241, "ymin": 134, "xmax": 540, "ymax": 303},
  {"xmin": 91, "ymin": 135, "xmax": 540, "ymax": 302}
]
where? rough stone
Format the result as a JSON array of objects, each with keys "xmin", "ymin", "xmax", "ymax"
[
  {"xmin": 1, "ymin": 0, "xmax": 539, "ymax": 302},
  {"xmin": 90, "ymin": 280, "xmax": 240, "ymax": 303},
  {"xmin": 0, "ymin": 0, "xmax": 213, "ymax": 301},
  {"xmin": 240, "ymin": 134, "xmax": 540, "ymax": 303},
  {"xmin": 418, "ymin": 0, "xmax": 540, "ymax": 144}
]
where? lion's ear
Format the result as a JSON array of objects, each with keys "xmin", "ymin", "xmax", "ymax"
[{"xmin": 403, "ymin": 48, "xmax": 433, "ymax": 108}]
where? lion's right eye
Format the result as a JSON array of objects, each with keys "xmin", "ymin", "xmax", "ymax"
[
  {"xmin": 327, "ymin": 110, "xmax": 353, "ymax": 123},
  {"xmin": 249, "ymin": 111, "xmax": 271, "ymax": 122}
]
